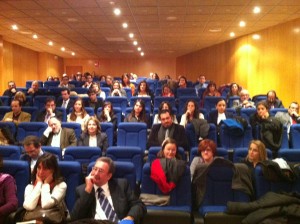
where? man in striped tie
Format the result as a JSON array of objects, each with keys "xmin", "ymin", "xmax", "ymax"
[{"xmin": 71, "ymin": 157, "xmax": 146, "ymax": 223}]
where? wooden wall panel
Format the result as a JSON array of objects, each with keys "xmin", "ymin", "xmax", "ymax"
[
  {"xmin": 64, "ymin": 57, "xmax": 176, "ymax": 79},
  {"xmin": 176, "ymin": 18, "xmax": 300, "ymax": 107}
]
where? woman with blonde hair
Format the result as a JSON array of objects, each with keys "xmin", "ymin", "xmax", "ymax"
[
  {"xmin": 14, "ymin": 91, "xmax": 29, "ymax": 106},
  {"xmin": 243, "ymin": 140, "xmax": 268, "ymax": 168}
]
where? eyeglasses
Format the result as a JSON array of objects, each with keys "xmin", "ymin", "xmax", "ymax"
[{"xmin": 92, "ymin": 166, "xmax": 105, "ymax": 173}]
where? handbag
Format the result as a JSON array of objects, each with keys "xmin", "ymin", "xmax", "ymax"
[{"xmin": 23, "ymin": 199, "xmax": 67, "ymax": 224}]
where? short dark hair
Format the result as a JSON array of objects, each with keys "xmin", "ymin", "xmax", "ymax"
[
  {"xmin": 61, "ymin": 88, "xmax": 70, "ymax": 94},
  {"xmin": 158, "ymin": 109, "xmax": 171, "ymax": 119},
  {"xmin": 96, "ymin": 157, "xmax": 115, "ymax": 175},
  {"xmin": 23, "ymin": 135, "xmax": 41, "ymax": 148}
]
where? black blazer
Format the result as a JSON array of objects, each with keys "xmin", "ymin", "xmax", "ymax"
[
  {"xmin": 35, "ymin": 109, "xmax": 63, "ymax": 122},
  {"xmin": 147, "ymin": 123, "xmax": 189, "ymax": 151},
  {"xmin": 70, "ymin": 178, "xmax": 146, "ymax": 223},
  {"xmin": 77, "ymin": 132, "xmax": 108, "ymax": 152},
  {"xmin": 56, "ymin": 98, "xmax": 75, "ymax": 112},
  {"xmin": 84, "ymin": 99, "xmax": 103, "ymax": 114},
  {"xmin": 207, "ymin": 110, "xmax": 235, "ymax": 127}
]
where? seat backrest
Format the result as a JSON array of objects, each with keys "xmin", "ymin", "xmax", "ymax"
[
  {"xmin": 106, "ymin": 146, "xmax": 144, "ymax": 182},
  {"xmin": 55, "ymin": 107, "xmax": 67, "ymax": 122},
  {"xmin": 0, "ymin": 106, "xmax": 11, "ymax": 120},
  {"xmin": 101, "ymin": 87, "xmax": 111, "ymax": 98},
  {"xmin": 117, "ymin": 122, "xmax": 147, "ymax": 150},
  {"xmin": 88, "ymin": 161, "xmax": 136, "ymax": 191},
  {"xmin": 43, "ymin": 81, "xmax": 60, "ymax": 88},
  {"xmin": 252, "ymin": 95, "xmax": 267, "ymax": 105},
  {"xmin": 176, "ymin": 88, "xmax": 197, "ymax": 97},
  {"xmin": 2, "ymin": 160, "xmax": 30, "ymax": 206},
  {"xmin": 219, "ymin": 124, "xmax": 253, "ymax": 149},
  {"xmin": 105, "ymin": 96, "xmax": 128, "ymax": 114},
  {"xmin": 189, "ymin": 147, "xmax": 228, "ymax": 164},
  {"xmin": 141, "ymin": 163, "xmax": 191, "ymax": 207},
  {"xmin": 147, "ymin": 146, "xmax": 186, "ymax": 163},
  {"xmin": 207, "ymin": 123, "xmax": 217, "ymax": 143},
  {"xmin": 16, "ymin": 122, "xmax": 48, "ymax": 142},
  {"xmin": 22, "ymin": 106, "xmax": 39, "ymax": 121},
  {"xmin": 33, "ymin": 95, "xmax": 53, "ymax": 108},
  {"xmin": 0, "ymin": 145, "xmax": 21, "ymax": 160},
  {"xmin": 61, "ymin": 122, "xmax": 82, "ymax": 139},
  {"xmin": 100, "ymin": 122, "xmax": 114, "ymax": 147},
  {"xmin": 42, "ymin": 146, "xmax": 62, "ymax": 160},
  {"xmin": 289, "ymin": 124, "xmax": 300, "ymax": 148},
  {"xmin": 58, "ymin": 161, "xmax": 82, "ymax": 211},
  {"xmin": 185, "ymin": 123, "xmax": 198, "ymax": 148},
  {"xmin": 278, "ymin": 149, "xmax": 300, "ymax": 163},
  {"xmin": 72, "ymin": 87, "xmax": 88, "ymax": 94},
  {"xmin": 269, "ymin": 108, "xmax": 288, "ymax": 117},
  {"xmin": 203, "ymin": 96, "xmax": 226, "ymax": 113},
  {"xmin": 254, "ymin": 165, "xmax": 295, "ymax": 199},
  {"xmin": 0, "ymin": 121, "xmax": 16, "ymax": 138},
  {"xmin": 240, "ymin": 108, "xmax": 257, "ymax": 123},
  {"xmin": 0, "ymin": 96, "xmax": 11, "ymax": 106},
  {"xmin": 69, "ymin": 80, "xmax": 84, "ymax": 87},
  {"xmin": 26, "ymin": 80, "xmax": 43, "ymax": 89},
  {"xmin": 177, "ymin": 96, "xmax": 201, "ymax": 115},
  {"xmin": 123, "ymin": 87, "xmax": 132, "ymax": 99},
  {"xmin": 153, "ymin": 96, "xmax": 176, "ymax": 109},
  {"xmin": 232, "ymin": 147, "xmax": 273, "ymax": 163},
  {"xmin": 130, "ymin": 96, "xmax": 152, "ymax": 113},
  {"xmin": 228, "ymin": 96, "xmax": 240, "ymax": 108}
]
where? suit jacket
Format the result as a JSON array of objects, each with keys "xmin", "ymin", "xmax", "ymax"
[
  {"xmin": 40, "ymin": 127, "xmax": 77, "ymax": 149},
  {"xmin": 70, "ymin": 178, "xmax": 146, "ymax": 223},
  {"xmin": 58, "ymin": 84, "xmax": 76, "ymax": 90},
  {"xmin": 147, "ymin": 123, "xmax": 189, "ymax": 151},
  {"xmin": 84, "ymin": 99, "xmax": 103, "ymax": 114},
  {"xmin": 78, "ymin": 132, "xmax": 108, "ymax": 152},
  {"xmin": 2, "ymin": 111, "xmax": 31, "ymax": 124},
  {"xmin": 56, "ymin": 98, "xmax": 75, "ymax": 112},
  {"xmin": 35, "ymin": 109, "xmax": 63, "ymax": 122}
]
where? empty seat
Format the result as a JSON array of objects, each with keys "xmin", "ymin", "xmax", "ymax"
[
  {"xmin": 289, "ymin": 124, "xmax": 300, "ymax": 148},
  {"xmin": 117, "ymin": 122, "xmax": 147, "ymax": 151},
  {"xmin": 176, "ymin": 87, "xmax": 197, "ymax": 98},
  {"xmin": 0, "ymin": 96, "xmax": 11, "ymax": 106},
  {"xmin": 58, "ymin": 161, "xmax": 82, "ymax": 211},
  {"xmin": 16, "ymin": 122, "xmax": 48, "ymax": 143},
  {"xmin": 0, "ymin": 145, "xmax": 21, "ymax": 160},
  {"xmin": 278, "ymin": 149, "xmax": 300, "ymax": 163},
  {"xmin": 22, "ymin": 106, "xmax": 39, "ymax": 121},
  {"xmin": 106, "ymin": 146, "xmax": 144, "ymax": 183}
]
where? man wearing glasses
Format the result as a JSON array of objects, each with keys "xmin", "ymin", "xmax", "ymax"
[{"xmin": 71, "ymin": 157, "xmax": 146, "ymax": 223}]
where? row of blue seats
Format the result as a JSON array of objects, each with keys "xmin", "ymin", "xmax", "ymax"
[
  {"xmin": 2, "ymin": 119, "xmax": 300, "ymax": 151},
  {"xmin": 3, "ymin": 157, "xmax": 300, "ymax": 224}
]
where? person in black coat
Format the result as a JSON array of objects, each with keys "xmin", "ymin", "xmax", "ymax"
[
  {"xmin": 84, "ymin": 89, "xmax": 103, "ymax": 115},
  {"xmin": 35, "ymin": 97, "xmax": 63, "ymax": 122},
  {"xmin": 56, "ymin": 88, "xmax": 75, "ymax": 112},
  {"xmin": 147, "ymin": 109, "xmax": 189, "ymax": 151}
]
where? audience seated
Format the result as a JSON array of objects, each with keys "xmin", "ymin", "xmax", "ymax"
[
  {"xmin": 124, "ymin": 99, "xmax": 148, "ymax": 125},
  {"xmin": 250, "ymin": 101, "xmax": 283, "ymax": 157},
  {"xmin": 67, "ymin": 98, "xmax": 90, "ymax": 131},
  {"xmin": 134, "ymin": 81, "xmax": 154, "ymax": 103},
  {"xmin": 202, "ymin": 81, "xmax": 221, "ymax": 99},
  {"xmin": 3, "ymin": 81, "xmax": 17, "ymax": 97},
  {"xmin": 194, "ymin": 75, "xmax": 208, "ymax": 96},
  {"xmin": 121, "ymin": 73, "xmax": 135, "ymax": 95},
  {"xmin": 266, "ymin": 90, "xmax": 284, "ymax": 109},
  {"xmin": 232, "ymin": 89, "xmax": 255, "ymax": 110},
  {"xmin": 190, "ymin": 139, "xmax": 217, "ymax": 178},
  {"xmin": 78, "ymin": 116, "xmax": 108, "ymax": 155},
  {"xmin": 14, "ymin": 91, "xmax": 31, "ymax": 107},
  {"xmin": 84, "ymin": 89, "xmax": 103, "ymax": 114},
  {"xmin": 35, "ymin": 97, "xmax": 63, "ymax": 122},
  {"xmin": 58, "ymin": 74, "xmax": 75, "ymax": 89},
  {"xmin": 177, "ymin": 76, "xmax": 188, "ymax": 89},
  {"xmin": 82, "ymin": 72, "xmax": 93, "ymax": 89},
  {"xmin": 26, "ymin": 80, "xmax": 44, "ymax": 97},
  {"xmin": 153, "ymin": 101, "xmax": 178, "ymax": 125},
  {"xmin": 40, "ymin": 117, "xmax": 77, "ymax": 155},
  {"xmin": 0, "ymin": 155, "xmax": 18, "ymax": 223},
  {"xmin": 97, "ymin": 101, "xmax": 117, "ymax": 131},
  {"xmin": 111, "ymin": 80, "xmax": 127, "ymax": 97},
  {"xmin": 56, "ymin": 88, "xmax": 75, "ymax": 111},
  {"xmin": 147, "ymin": 109, "xmax": 189, "ymax": 151},
  {"xmin": 241, "ymin": 140, "xmax": 268, "ymax": 169},
  {"xmin": 90, "ymin": 82, "xmax": 106, "ymax": 99},
  {"xmin": 226, "ymin": 83, "xmax": 241, "ymax": 102},
  {"xmin": 275, "ymin": 102, "xmax": 300, "ymax": 133},
  {"xmin": 2, "ymin": 99, "xmax": 31, "ymax": 125},
  {"xmin": 161, "ymin": 84, "xmax": 174, "ymax": 97}
]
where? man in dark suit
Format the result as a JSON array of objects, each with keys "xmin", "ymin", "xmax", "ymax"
[
  {"xmin": 70, "ymin": 157, "xmax": 146, "ymax": 223},
  {"xmin": 58, "ymin": 74, "xmax": 75, "ymax": 90},
  {"xmin": 40, "ymin": 117, "xmax": 77, "ymax": 155},
  {"xmin": 85, "ymin": 89, "xmax": 103, "ymax": 114},
  {"xmin": 3, "ymin": 81, "xmax": 17, "ymax": 97},
  {"xmin": 20, "ymin": 135, "xmax": 44, "ymax": 172},
  {"xmin": 266, "ymin": 90, "xmax": 284, "ymax": 109},
  {"xmin": 147, "ymin": 109, "xmax": 189, "ymax": 151},
  {"xmin": 35, "ymin": 97, "xmax": 63, "ymax": 122},
  {"xmin": 56, "ymin": 88, "xmax": 75, "ymax": 112}
]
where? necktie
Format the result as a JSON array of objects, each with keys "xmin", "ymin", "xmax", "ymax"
[
  {"xmin": 165, "ymin": 128, "xmax": 169, "ymax": 139},
  {"xmin": 97, "ymin": 188, "xmax": 117, "ymax": 223},
  {"xmin": 62, "ymin": 100, "xmax": 67, "ymax": 109}
]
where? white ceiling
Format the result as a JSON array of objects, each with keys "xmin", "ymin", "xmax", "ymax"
[{"xmin": 0, "ymin": 0, "xmax": 299, "ymax": 59}]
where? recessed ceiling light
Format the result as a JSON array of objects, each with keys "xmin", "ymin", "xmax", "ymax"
[
  {"xmin": 129, "ymin": 33, "xmax": 134, "ymax": 38},
  {"xmin": 11, "ymin": 24, "xmax": 18, "ymax": 30},
  {"xmin": 137, "ymin": 47, "xmax": 141, "ymax": 51},
  {"xmin": 209, "ymin": 28, "xmax": 222, "ymax": 33},
  {"xmin": 253, "ymin": 6, "xmax": 261, "ymax": 14},
  {"xmin": 239, "ymin": 21, "xmax": 246, "ymax": 27},
  {"xmin": 61, "ymin": 47, "xmax": 65, "ymax": 51},
  {"xmin": 48, "ymin": 41, "xmax": 53, "ymax": 46},
  {"xmin": 71, "ymin": 52, "xmax": 75, "ymax": 56},
  {"xmin": 293, "ymin": 28, "xmax": 300, "ymax": 33},
  {"xmin": 252, "ymin": 34, "xmax": 260, "ymax": 40},
  {"xmin": 141, "ymin": 52, "xmax": 144, "ymax": 56},
  {"xmin": 133, "ymin": 41, "xmax": 138, "ymax": 45},
  {"xmin": 230, "ymin": 32, "xmax": 235, "ymax": 37},
  {"xmin": 33, "ymin": 34, "xmax": 38, "ymax": 39},
  {"xmin": 114, "ymin": 8, "xmax": 121, "ymax": 16},
  {"xmin": 122, "ymin": 23, "xmax": 128, "ymax": 28}
]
